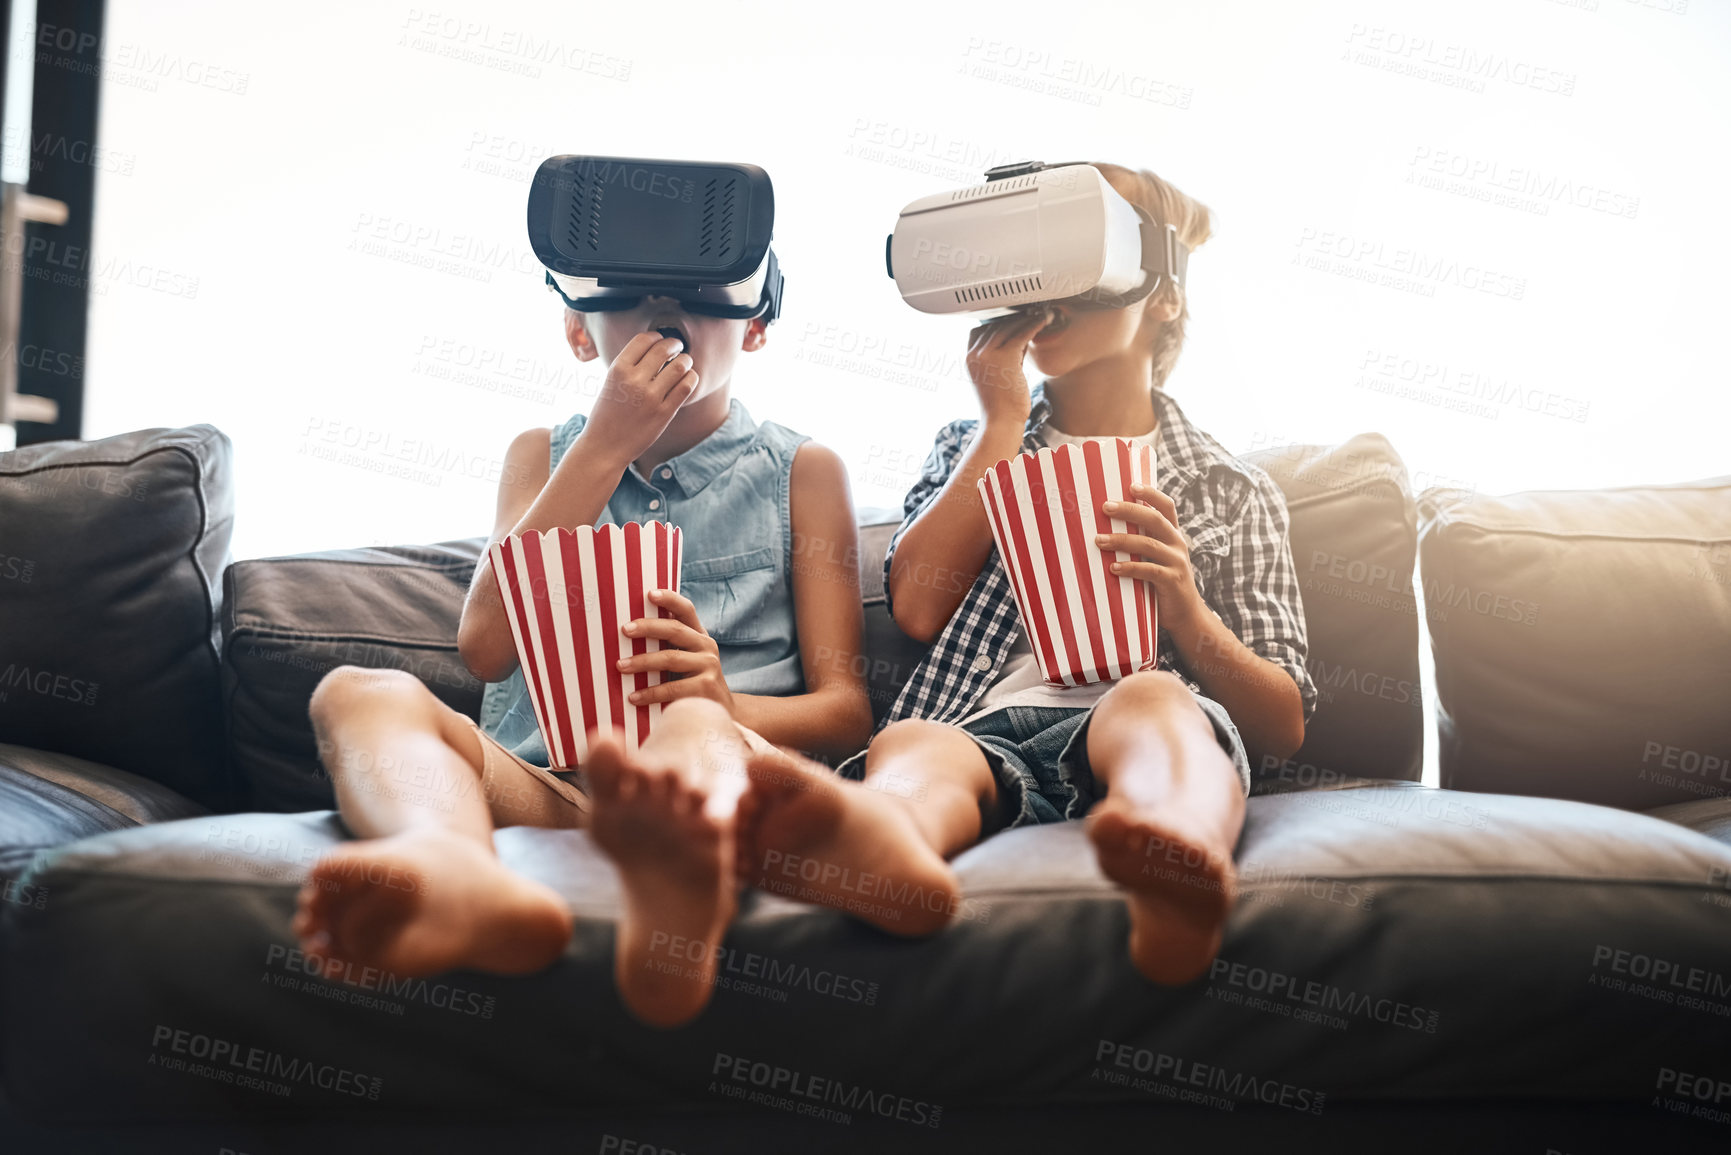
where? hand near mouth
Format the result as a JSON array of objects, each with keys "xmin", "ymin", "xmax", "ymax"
[
  {"xmin": 578, "ymin": 329, "xmax": 699, "ymax": 470},
  {"xmin": 649, "ymin": 323, "xmax": 694, "ymax": 373},
  {"xmin": 965, "ymin": 307, "xmax": 1050, "ymax": 425},
  {"xmin": 999, "ymin": 304, "xmax": 1058, "ymax": 333},
  {"xmin": 1031, "ymin": 304, "xmax": 1070, "ymax": 337}
]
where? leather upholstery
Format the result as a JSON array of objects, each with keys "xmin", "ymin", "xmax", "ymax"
[
  {"xmin": 0, "ymin": 425, "xmax": 234, "ymax": 807},
  {"xmin": 221, "ymin": 436, "xmax": 1422, "ymax": 808},
  {"xmin": 1242, "ymin": 435, "xmax": 1423, "ymax": 784},
  {"xmin": 3, "ymin": 785, "xmax": 1727, "ymax": 1123},
  {"xmin": 856, "ymin": 522, "xmax": 945, "ymax": 726},
  {"xmin": 3, "ymin": 432, "xmax": 1730, "ymax": 1149},
  {"xmin": 0, "ymin": 744, "xmax": 206, "ymax": 881},
  {"xmin": 220, "ymin": 530, "xmax": 934, "ymax": 811},
  {"xmin": 1419, "ymin": 476, "xmax": 1731, "ymax": 809},
  {"xmin": 221, "ymin": 540, "xmax": 487, "ymax": 812}
]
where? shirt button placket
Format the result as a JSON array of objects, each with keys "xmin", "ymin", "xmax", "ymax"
[
  {"xmin": 642, "ymin": 466, "xmax": 668, "ymax": 521},
  {"xmin": 647, "ymin": 467, "xmax": 672, "ymax": 520}
]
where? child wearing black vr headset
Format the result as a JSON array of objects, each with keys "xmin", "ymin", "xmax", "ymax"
[
  {"xmin": 292, "ymin": 157, "xmax": 873, "ymax": 1029},
  {"xmin": 730, "ymin": 162, "xmax": 1317, "ymax": 985}
]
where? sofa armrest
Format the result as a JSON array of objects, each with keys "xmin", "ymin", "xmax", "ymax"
[{"xmin": 0, "ymin": 424, "xmax": 234, "ymax": 808}]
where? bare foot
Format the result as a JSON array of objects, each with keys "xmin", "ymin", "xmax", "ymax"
[
  {"xmin": 737, "ymin": 748, "xmax": 960, "ymax": 937},
  {"xmin": 1087, "ymin": 799, "xmax": 1236, "ymax": 984},
  {"xmin": 585, "ymin": 732, "xmax": 736, "ymax": 1029},
  {"xmin": 291, "ymin": 827, "xmax": 572, "ymax": 978}
]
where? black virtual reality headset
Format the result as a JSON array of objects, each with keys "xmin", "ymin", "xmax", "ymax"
[
  {"xmin": 527, "ymin": 155, "xmax": 785, "ymax": 323},
  {"xmin": 885, "ymin": 160, "xmax": 1189, "ymax": 316}
]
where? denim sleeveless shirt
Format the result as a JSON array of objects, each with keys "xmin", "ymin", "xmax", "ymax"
[{"xmin": 478, "ymin": 399, "xmax": 810, "ymax": 766}]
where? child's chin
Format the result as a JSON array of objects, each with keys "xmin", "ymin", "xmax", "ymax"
[
  {"xmin": 1027, "ymin": 347, "xmax": 1070, "ymax": 377},
  {"xmin": 683, "ymin": 377, "xmax": 723, "ymax": 407}
]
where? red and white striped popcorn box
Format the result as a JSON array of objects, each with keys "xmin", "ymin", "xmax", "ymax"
[
  {"xmin": 487, "ymin": 522, "xmax": 683, "ymax": 768},
  {"xmin": 977, "ymin": 438, "xmax": 1158, "ymax": 687}
]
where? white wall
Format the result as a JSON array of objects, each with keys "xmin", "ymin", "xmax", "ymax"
[
  {"xmin": 63, "ymin": 0, "xmax": 1728, "ymax": 786},
  {"xmin": 79, "ymin": 0, "xmax": 1728, "ymax": 560}
]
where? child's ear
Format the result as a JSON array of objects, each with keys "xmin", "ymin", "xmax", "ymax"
[
  {"xmin": 1143, "ymin": 285, "xmax": 1182, "ymax": 325},
  {"xmin": 563, "ymin": 309, "xmax": 600, "ymax": 362},
  {"xmin": 741, "ymin": 317, "xmax": 769, "ymax": 353}
]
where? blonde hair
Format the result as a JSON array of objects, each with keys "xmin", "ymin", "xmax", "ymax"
[{"xmin": 1089, "ymin": 162, "xmax": 1213, "ymax": 390}]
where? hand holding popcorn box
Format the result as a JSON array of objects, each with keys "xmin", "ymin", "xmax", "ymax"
[
  {"xmin": 488, "ymin": 522, "xmax": 683, "ymax": 767},
  {"xmin": 977, "ymin": 438, "xmax": 1158, "ymax": 686}
]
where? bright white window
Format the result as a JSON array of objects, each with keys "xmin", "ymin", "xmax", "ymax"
[{"xmin": 80, "ymin": 2, "xmax": 1731, "ymax": 784}]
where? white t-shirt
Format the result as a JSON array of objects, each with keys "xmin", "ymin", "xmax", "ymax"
[{"xmin": 959, "ymin": 420, "xmax": 1161, "ymax": 724}]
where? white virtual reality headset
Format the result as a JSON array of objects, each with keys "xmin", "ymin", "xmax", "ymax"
[
  {"xmin": 527, "ymin": 155, "xmax": 784, "ymax": 323},
  {"xmin": 885, "ymin": 160, "xmax": 1188, "ymax": 316}
]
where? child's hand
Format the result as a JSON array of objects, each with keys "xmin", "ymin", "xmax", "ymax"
[
  {"xmin": 965, "ymin": 308, "xmax": 1048, "ymax": 427},
  {"xmin": 616, "ymin": 589, "xmax": 735, "ymax": 715},
  {"xmin": 1094, "ymin": 484, "xmax": 1207, "ymax": 633},
  {"xmin": 581, "ymin": 332, "xmax": 696, "ymax": 467}
]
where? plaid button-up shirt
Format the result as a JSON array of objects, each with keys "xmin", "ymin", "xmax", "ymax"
[{"xmin": 879, "ymin": 383, "xmax": 1317, "ymax": 731}]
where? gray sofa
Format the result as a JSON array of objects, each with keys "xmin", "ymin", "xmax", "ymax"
[{"xmin": 2, "ymin": 423, "xmax": 1729, "ymax": 1154}]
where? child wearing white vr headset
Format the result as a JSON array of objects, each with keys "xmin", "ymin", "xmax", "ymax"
[
  {"xmin": 732, "ymin": 161, "xmax": 1317, "ymax": 985},
  {"xmin": 291, "ymin": 157, "xmax": 874, "ymax": 1029}
]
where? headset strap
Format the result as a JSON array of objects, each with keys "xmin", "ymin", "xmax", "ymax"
[
  {"xmin": 1138, "ymin": 218, "xmax": 1189, "ymax": 289},
  {"xmin": 544, "ymin": 248, "xmax": 784, "ymax": 323}
]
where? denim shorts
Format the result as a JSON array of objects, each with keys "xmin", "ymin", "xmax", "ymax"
[{"xmin": 841, "ymin": 692, "xmax": 1252, "ymax": 832}]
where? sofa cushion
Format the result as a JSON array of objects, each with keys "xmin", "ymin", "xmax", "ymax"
[
  {"xmin": 1419, "ymin": 476, "xmax": 1731, "ymax": 809},
  {"xmin": 221, "ymin": 540, "xmax": 488, "ymax": 812},
  {"xmin": 858, "ymin": 521, "xmax": 939, "ymax": 726},
  {"xmin": 4, "ymin": 785, "xmax": 1726, "ymax": 1123},
  {"xmin": 0, "ymin": 425, "xmax": 234, "ymax": 808},
  {"xmin": 223, "ymin": 524, "xmax": 933, "ymax": 805},
  {"xmin": 1648, "ymin": 796, "xmax": 1731, "ymax": 848},
  {"xmin": 0, "ymin": 743, "xmax": 205, "ymax": 881},
  {"xmin": 1240, "ymin": 435, "xmax": 1422, "ymax": 785},
  {"xmin": 222, "ymin": 429, "xmax": 1423, "ymax": 803},
  {"xmin": 861, "ymin": 431, "xmax": 1427, "ymax": 788}
]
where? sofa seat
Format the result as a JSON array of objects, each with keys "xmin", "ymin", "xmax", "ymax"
[
  {"xmin": 5, "ymin": 780, "xmax": 1728, "ymax": 1130},
  {"xmin": 0, "ymin": 743, "xmax": 206, "ymax": 882}
]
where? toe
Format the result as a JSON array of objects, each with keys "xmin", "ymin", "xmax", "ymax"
[
  {"xmin": 644, "ymin": 767, "xmax": 677, "ymax": 806},
  {"xmin": 1085, "ymin": 806, "xmax": 1129, "ymax": 850},
  {"xmin": 300, "ymin": 860, "xmax": 347, "ymax": 919},
  {"xmin": 587, "ymin": 768, "xmax": 619, "ymax": 803},
  {"xmin": 742, "ymin": 752, "xmax": 783, "ymax": 792},
  {"xmin": 612, "ymin": 762, "xmax": 643, "ymax": 804},
  {"xmin": 673, "ymin": 780, "xmax": 704, "ymax": 820},
  {"xmin": 292, "ymin": 887, "xmax": 318, "ymax": 930},
  {"xmin": 745, "ymin": 755, "xmax": 800, "ymax": 804},
  {"xmin": 290, "ymin": 897, "xmax": 319, "ymax": 938},
  {"xmin": 583, "ymin": 736, "xmax": 628, "ymax": 800}
]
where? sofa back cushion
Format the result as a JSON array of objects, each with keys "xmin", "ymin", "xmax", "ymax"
[
  {"xmin": 856, "ymin": 518, "xmax": 943, "ymax": 727},
  {"xmin": 1419, "ymin": 476, "xmax": 1731, "ymax": 810},
  {"xmin": 1241, "ymin": 434, "xmax": 1423, "ymax": 785},
  {"xmin": 222, "ymin": 541, "xmax": 485, "ymax": 811},
  {"xmin": 0, "ymin": 425, "xmax": 234, "ymax": 807},
  {"xmin": 224, "ymin": 432, "xmax": 1425, "ymax": 806},
  {"xmin": 854, "ymin": 433, "xmax": 1423, "ymax": 786},
  {"xmin": 222, "ymin": 523, "xmax": 928, "ymax": 807}
]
